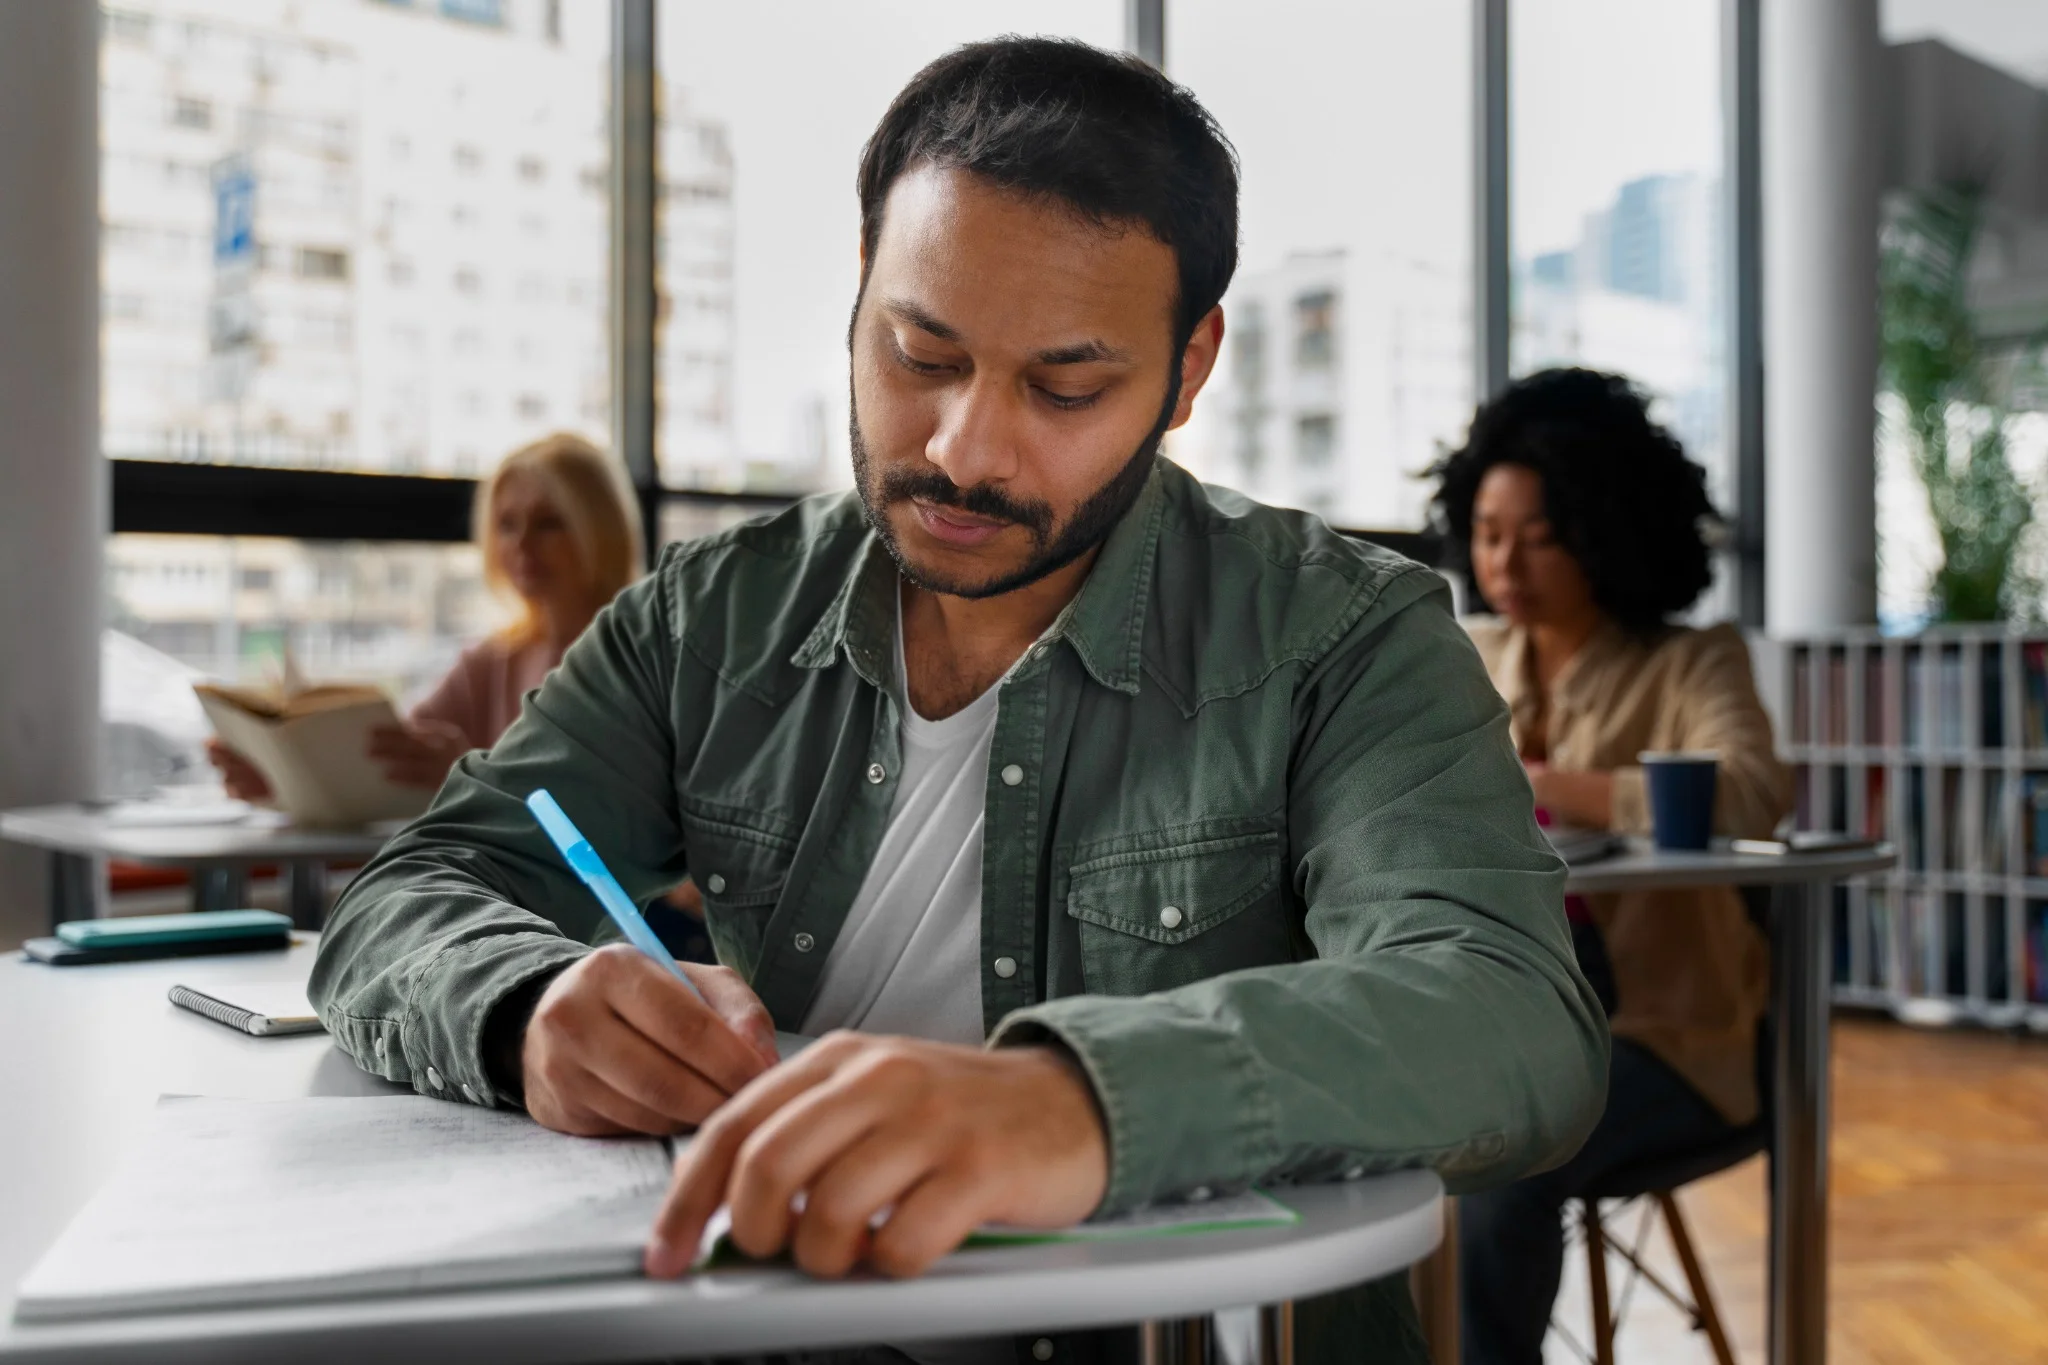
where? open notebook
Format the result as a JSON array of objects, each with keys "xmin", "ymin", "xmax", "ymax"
[{"xmin": 13, "ymin": 1096, "xmax": 1297, "ymax": 1323}]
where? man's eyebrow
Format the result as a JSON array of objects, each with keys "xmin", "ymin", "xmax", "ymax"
[
  {"xmin": 883, "ymin": 300, "xmax": 964, "ymax": 344},
  {"xmin": 882, "ymin": 299, "xmax": 1133, "ymax": 366},
  {"xmin": 1032, "ymin": 339, "xmax": 1133, "ymax": 366}
]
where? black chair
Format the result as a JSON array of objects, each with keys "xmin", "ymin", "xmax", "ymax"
[
  {"xmin": 1556, "ymin": 889, "xmax": 1775, "ymax": 1365},
  {"xmin": 1565, "ymin": 1118, "xmax": 1764, "ymax": 1365}
]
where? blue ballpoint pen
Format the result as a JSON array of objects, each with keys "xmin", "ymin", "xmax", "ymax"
[{"xmin": 525, "ymin": 787, "xmax": 706, "ymax": 1003}]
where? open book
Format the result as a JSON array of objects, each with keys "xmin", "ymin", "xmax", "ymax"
[
  {"xmin": 195, "ymin": 677, "xmax": 433, "ymax": 827},
  {"xmin": 13, "ymin": 1097, "xmax": 1298, "ymax": 1323}
]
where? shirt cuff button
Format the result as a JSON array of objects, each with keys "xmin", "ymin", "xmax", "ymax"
[
  {"xmin": 426, "ymin": 1066, "xmax": 445, "ymax": 1091},
  {"xmin": 866, "ymin": 763, "xmax": 887, "ymax": 784},
  {"xmin": 793, "ymin": 932, "xmax": 816, "ymax": 952}
]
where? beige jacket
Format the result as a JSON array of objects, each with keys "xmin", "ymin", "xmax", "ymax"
[{"xmin": 1467, "ymin": 618, "xmax": 1794, "ymax": 1124}]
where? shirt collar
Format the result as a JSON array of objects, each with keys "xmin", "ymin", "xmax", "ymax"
[{"xmin": 788, "ymin": 462, "xmax": 1169, "ymax": 698}]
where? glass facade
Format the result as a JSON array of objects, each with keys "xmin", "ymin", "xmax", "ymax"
[
  {"xmin": 1169, "ymin": 0, "xmax": 1473, "ymax": 530},
  {"xmin": 1509, "ymin": 0, "xmax": 1729, "ymax": 509}
]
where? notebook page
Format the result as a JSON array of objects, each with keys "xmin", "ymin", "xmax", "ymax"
[{"xmin": 15, "ymin": 1096, "xmax": 671, "ymax": 1321}]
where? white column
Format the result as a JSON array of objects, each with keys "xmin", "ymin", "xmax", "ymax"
[
  {"xmin": 0, "ymin": 0, "xmax": 102, "ymax": 946},
  {"xmin": 1763, "ymin": 0, "xmax": 1881, "ymax": 633}
]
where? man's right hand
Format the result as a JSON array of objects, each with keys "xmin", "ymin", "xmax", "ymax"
[{"xmin": 521, "ymin": 944, "xmax": 780, "ymax": 1137}]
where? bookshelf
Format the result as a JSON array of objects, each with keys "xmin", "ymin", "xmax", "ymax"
[{"xmin": 1767, "ymin": 627, "xmax": 2048, "ymax": 1031}]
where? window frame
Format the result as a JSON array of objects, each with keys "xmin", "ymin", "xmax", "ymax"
[{"xmin": 109, "ymin": 0, "xmax": 1756, "ymax": 612}]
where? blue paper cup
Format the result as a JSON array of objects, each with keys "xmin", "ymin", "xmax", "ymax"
[{"xmin": 1639, "ymin": 751, "xmax": 1718, "ymax": 851}]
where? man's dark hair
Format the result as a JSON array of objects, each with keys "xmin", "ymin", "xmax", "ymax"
[
  {"xmin": 1429, "ymin": 367, "xmax": 1722, "ymax": 635},
  {"xmin": 856, "ymin": 36, "xmax": 1239, "ymax": 349}
]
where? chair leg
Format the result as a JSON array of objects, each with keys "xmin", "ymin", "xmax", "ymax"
[
  {"xmin": 1583, "ymin": 1201, "xmax": 1616, "ymax": 1365},
  {"xmin": 1656, "ymin": 1191, "xmax": 1737, "ymax": 1365}
]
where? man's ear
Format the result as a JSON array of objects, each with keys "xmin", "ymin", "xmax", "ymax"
[{"xmin": 1167, "ymin": 306, "xmax": 1225, "ymax": 432}]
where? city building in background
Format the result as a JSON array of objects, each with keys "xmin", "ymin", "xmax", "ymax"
[
  {"xmin": 1514, "ymin": 171, "xmax": 1727, "ymax": 490},
  {"xmin": 1181, "ymin": 249, "xmax": 1470, "ymax": 529}
]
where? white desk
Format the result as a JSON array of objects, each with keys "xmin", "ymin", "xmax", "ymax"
[
  {"xmin": 1572, "ymin": 841, "xmax": 1896, "ymax": 1365},
  {"xmin": 0, "ymin": 804, "xmax": 393, "ymax": 930},
  {"xmin": 0, "ymin": 939, "xmax": 1443, "ymax": 1365}
]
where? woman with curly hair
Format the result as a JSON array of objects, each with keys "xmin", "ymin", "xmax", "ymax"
[{"xmin": 1434, "ymin": 368, "xmax": 1794, "ymax": 1365}]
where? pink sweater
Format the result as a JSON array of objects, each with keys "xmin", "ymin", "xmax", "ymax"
[{"xmin": 408, "ymin": 635, "xmax": 564, "ymax": 752}]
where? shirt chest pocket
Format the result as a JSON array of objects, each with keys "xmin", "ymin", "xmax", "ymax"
[
  {"xmin": 681, "ymin": 812, "xmax": 796, "ymax": 977},
  {"xmin": 1064, "ymin": 828, "xmax": 1295, "ymax": 996}
]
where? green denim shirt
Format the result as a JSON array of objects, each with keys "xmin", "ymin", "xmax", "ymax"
[{"xmin": 311, "ymin": 460, "xmax": 1606, "ymax": 1363}]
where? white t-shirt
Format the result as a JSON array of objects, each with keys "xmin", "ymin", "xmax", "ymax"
[{"xmin": 798, "ymin": 597, "xmax": 1000, "ymax": 1046}]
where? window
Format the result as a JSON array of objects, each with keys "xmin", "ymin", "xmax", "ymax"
[
  {"xmin": 104, "ymin": 535, "xmax": 494, "ymax": 796},
  {"xmin": 1296, "ymin": 414, "xmax": 1337, "ymax": 469},
  {"xmin": 1170, "ymin": 0, "xmax": 1474, "ymax": 529},
  {"xmin": 169, "ymin": 95, "xmax": 212, "ymax": 130},
  {"xmin": 1510, "ymin": 0, "xmax": 1728, "ymax": 508},
  {"xmin": 101, "ymin": 0, "xmax": 613, "ymax": 797},
  {"xmin": 654, "ymin": 0, "xmax": 1122, "ymax": 494},
  {"xmin": 1294, "ymin": 290, "xmax": 1337, "ymax": 371},
  {"xmin": 100, "ymin": 0, "xmax": 611, "ymax": 475},
  {"xmin": 294, "ymin": 246, "xmax": 349, "ymax": 281}
]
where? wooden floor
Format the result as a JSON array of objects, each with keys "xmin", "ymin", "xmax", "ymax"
[{"xmin": 1546, "ymin": 1017, "xmax": 2048, "ymax": 1365}]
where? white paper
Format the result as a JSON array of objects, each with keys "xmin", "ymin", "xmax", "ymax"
[{"xmin": 14, "ymin": 1096, "xmax": 671, "ymax": 1321}]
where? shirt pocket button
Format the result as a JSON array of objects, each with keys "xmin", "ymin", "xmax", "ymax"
[
  {"xmin": 705, "ymin": 873, "xmax": 727, "ymax": 894},
  {"xmin": 1158, "ymin": 905, "xmax": 1184, "ymax": 930}
]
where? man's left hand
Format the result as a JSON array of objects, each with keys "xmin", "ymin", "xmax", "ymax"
[{"xmin": 643, "ymin": 1032, "xmax": 1109, "ymax": 1280}]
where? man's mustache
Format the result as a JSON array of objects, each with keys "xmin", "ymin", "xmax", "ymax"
[{"xmin": 878, "ymin": 467, "xmax": 1055, "ymax": 543}]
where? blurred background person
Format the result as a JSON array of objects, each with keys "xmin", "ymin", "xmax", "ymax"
[
  {"xmin": 207, "ymin": 431, "xmax": 643, "ymax": 798},
  {"xmin": 1431, "ymin": 368, "xmax": 1793, "ymax": 1365}
]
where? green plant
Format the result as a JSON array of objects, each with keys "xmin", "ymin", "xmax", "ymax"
[{"xmin": 1878, "ymin": 184, "xmax": 2040, "ymax": 622}]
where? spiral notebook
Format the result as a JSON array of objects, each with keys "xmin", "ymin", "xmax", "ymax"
[
  {"xmin": 13, "ymin": 1096, "xmax": 1299, "ymax": 1323},
  {"xmin": 167, "ymin": 981, "xmax": 326, "ymax": 1037}
]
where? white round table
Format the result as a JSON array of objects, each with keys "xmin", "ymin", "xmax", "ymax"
[{"xmin": 0, "ymin": 939, "xmax": 1443, "ymax": 1364}]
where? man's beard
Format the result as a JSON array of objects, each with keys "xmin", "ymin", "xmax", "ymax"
[{"xmin": 850, "ymin": 372, "xmax": 1180, "ymax": 601}]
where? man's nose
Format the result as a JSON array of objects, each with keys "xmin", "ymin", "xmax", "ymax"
[{"xmin": 925, "ymin": 375, "xmax": 1024, "ymax": 488}]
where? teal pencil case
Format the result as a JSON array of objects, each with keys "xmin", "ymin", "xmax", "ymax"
[{"xmin": 56, "ymin": 910, "xmax": 292, "ymax": 949}]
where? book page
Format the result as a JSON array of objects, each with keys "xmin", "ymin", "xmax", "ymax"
[
  {"xmin": 194, "ymin": 688, "xmax": 430, "ymax": 826},
  {"xmin": 15, "ymin": 1097, "xmax": 671, "ymax": 1321}
]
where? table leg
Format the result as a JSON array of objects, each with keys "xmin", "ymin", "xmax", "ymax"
[
  {"xmin": 1767, "ymin": 878, "xmax": 1833, "ymax": 1365},
  {"xmin": 47, "ymin": 851, "xmax": 101, "ymax": 928},
  {"xmin": 1138, "ymin": 1316, "xmax": 1213, "ymax": 1365},
  {"xmin": 1411, "ymin": 1197, "xmax": 1460, "ymax": 1364},
  {"xmin": 282, "ymin": 859, "xmax": 325, "ymax": 930},
  {"xmin": 1255, "ymin": 1302, "xmax": 1294, "ymax": 1365},
  {"xmin": 192, "ymin": 864, "xmax": 250, "ymax": 913}
]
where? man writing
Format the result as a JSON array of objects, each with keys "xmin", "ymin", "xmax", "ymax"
[{"xmin": 312, "ymin": 37, "xmax": 1605, "ymax": 1362}]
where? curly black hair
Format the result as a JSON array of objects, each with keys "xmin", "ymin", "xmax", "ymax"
[{"xmin": 1429, "ymin": 367, "xmax": 1721, "ymax": 634}]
